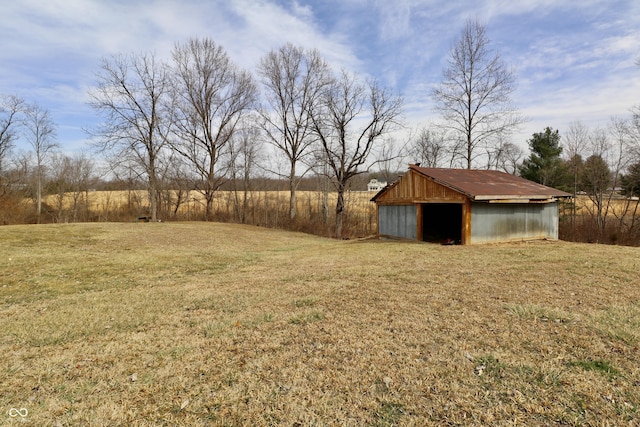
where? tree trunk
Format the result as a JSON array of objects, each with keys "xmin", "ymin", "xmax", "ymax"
[
  {"xmin": 322, "ymin": 187, "xmax": 329, "ymax": 225},
  {"xmin": 205, "ymin": 191, "xmax": 214, "ymax": 221},
  {"xmin": 467, "ymin": 135, "xmax": 472, "ymax": 169},
  {"xmin": 36, "ymin": 171, "xmax": 42, "ymax": 224},
  {"xmin": 335, "ymin": 189, "xmax": 345, "ymax": 239},
  {"xmin": 289, "ymin": 163, "xmax": 297, "ymax": 220},
  {"xmin": 148, "ymin": 155, "xmax": 158, "ymax": 222}
]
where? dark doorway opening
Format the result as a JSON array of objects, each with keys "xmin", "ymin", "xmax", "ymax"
[{"xmin": 422, "ymin": 203, "xmax": 462, "ymax": 243}]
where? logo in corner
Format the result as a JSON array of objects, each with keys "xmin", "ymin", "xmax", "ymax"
[{"xmin": 8, "ymin": 407, "xmax": 29, "ymax": 418}]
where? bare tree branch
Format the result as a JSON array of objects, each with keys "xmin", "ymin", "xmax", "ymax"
[
  {"xmin": 432, "ymin": 19, "xmax": 525, "ymax": 169},
  {"xmin": 311, "ymin": 70, "xmax": 402, "ymax": 238},
  {"xmin": 0, "ymin": 95, "xmax": 25, "ymax": 173},
  {"xmin": 169, "ymin": 37, "xmax": 258, "ymax": 220},
  {"xmin": 258, "ymin": 44, "xmax": 332, "ymax": 219},
  {"xmin": 88, "ymin": 52, "xmax": 171, "ymax": 221},
  {"xmin": 23, "ymin": 102, "xmax": 58, "ymax": 222}
]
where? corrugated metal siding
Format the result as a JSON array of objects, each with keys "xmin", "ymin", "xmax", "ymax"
[
  {"xmin": 470, "ymin": 202, "xmax": 559, "ymax": 244},
  {"xmin": 378, "ymin": 205, "xmax": 417, "ymax": 239},
  {"xmin": 375, "ymin": 170, "xmax": 465, "ymax": 204}
]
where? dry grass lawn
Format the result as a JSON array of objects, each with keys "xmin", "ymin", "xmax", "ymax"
[{"xmin": 1, "ymin": 223, "xmax": 639, "ymax": 426}]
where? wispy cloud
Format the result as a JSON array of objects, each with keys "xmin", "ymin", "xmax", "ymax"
[{"xmin": 1, "ymin": 0, "xmax": 639, "ymax": 154}]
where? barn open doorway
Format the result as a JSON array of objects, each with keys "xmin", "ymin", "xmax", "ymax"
[{"xmin": 422, "ymin": 203, "xmax": 462, "ymax": 243}]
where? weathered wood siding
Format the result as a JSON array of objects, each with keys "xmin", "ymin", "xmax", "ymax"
[{"xmin": 375, "ymin": 170, "xmax": 466, "ymax": 204}]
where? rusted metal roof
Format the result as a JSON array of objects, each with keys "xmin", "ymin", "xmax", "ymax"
[{"xmin": 409, "ymin": 165, "xmax": 571, "ymax": 201}]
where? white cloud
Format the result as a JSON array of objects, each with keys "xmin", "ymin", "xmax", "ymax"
[
  {"xmin": 2, "ymin": 0, "xmax": 640, "ymax": 156},
  {"xmin": 376, "ymin": 0, "xmax": 412, "ymax": 41}
]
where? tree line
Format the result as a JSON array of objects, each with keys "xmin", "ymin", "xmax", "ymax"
[
  {"xmin": 518, "ymin": 121, "xmax": 640, "ymax": 245},
  {"xmin": 2, "ymin": 19, "xmax": 640, "ymax": 243},
  {"xmin": 0, "ymin": 19, "xmax": 522, "ymax": 236},
  {"xmin": 87, "ymin": 39, "xmax": 406, "ymax": 238},
  {"xmin": 0, "ymin": 38, "xmax": 404, "ymax": 237}
]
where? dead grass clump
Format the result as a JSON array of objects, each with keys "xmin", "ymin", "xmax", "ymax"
[
  {"xmin": 506, "ymin": 303, "xmax": 575, "ymax": 324},
  {"xmin": 1, "ymin": 223, "xmax": 640, "ymax": 425},
  {"xmin": 589, "ymin": 303, "xmax": 640, "ymax": 345}
]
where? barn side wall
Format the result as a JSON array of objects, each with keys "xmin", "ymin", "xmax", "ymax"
[
  {"xmin": 470, "ymin": 202, "xmax": 559, "ymax": 244},
  {"xmin": 378, "ymin": 205, "xmax": 417, "ymax": 240}
]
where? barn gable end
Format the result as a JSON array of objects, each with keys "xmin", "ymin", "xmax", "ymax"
[{"xmin": 373, "ymin": 169, "xmax": 466, "ymax": 204}]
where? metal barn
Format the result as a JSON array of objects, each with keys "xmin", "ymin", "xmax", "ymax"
[{"xmin": 371, "ymin": 165, "xmax": 571, "ymax": 245}]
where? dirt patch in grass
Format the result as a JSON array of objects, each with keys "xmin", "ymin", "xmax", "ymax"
[{"xmin": 1, "ymin": 223, "xmax": 639, "ymax": 425}]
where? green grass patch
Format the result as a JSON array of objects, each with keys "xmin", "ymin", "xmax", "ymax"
[
  {"xmin": 474, "ymin": 354, "xmax": 507, "ymax": 379},
  {"xmin": 372, "ymin": 401, "xmax": 405, "ymax": 426},
  {"xmin": 567, "ymin": 359, "xmax": 620, "ymax": 379}
]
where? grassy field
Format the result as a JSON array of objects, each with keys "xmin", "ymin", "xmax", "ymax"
[
  {"xmin": 44, "ymin": 189, "xmax": 378, "ymax": 219},
  {"xmin": 1, "ymin": 223, "xmax": 639, "ymax": 426},
  {"xmin": 41, "ymin": 190, "xmax": 378, "ymax": 237}
]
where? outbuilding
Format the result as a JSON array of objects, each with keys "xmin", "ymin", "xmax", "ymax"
[{"xmin": 371, "ymin": 164, "xmax": 571, "ymax": 245}]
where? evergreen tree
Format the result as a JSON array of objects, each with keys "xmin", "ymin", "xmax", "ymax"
[
  {"xmin": 581, "ymin": 155, "xmax": 611, "ymax": 195},
  {"xmin": 620, "ymin": 162, "xmax": 640, "ymax": 197},
  {"xmin": 519, "ymin": 127, "xmax": 564, "ymax": 187}
]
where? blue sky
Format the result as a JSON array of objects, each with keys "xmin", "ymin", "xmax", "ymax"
[{"xmin": 2, "ymin": 0, "xmax": 639, "ymax": 159}]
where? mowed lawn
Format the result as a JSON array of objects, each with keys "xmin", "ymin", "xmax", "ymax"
[{"xmin": 1, "ymin": 223, "xmax": 639, "ymax": 426}]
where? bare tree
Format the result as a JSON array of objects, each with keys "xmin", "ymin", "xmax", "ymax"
[
  {"xmin": 374, "ymin": 137, "xmax": 406, "ymax": 183},
  {"xmin": 67, "ymin": 152, "xmax": 95, "ymax": 222},
  {"xmin": 410, "ymin": 125, "xmax": 448, "ymax": 168},
  {"xmin": 581, "ymin": 152, "xmax": 611, "ymax": 240},
  {"xmin": 630, "ymin": 105, "xmax": 640, "ymax": 158},
  {"xmin": 23, "ymin": 102, "xmax": 58, "ymax": 222},
  {"xmin": 228, "ymin": 121, "xmax": 262, "ymax": 224},
  {"xmin": 0, "ymin": 96, "xmax": 25, "ymax": 224},
  {"xmin": 158, "ymin": 153, "xmax": 193, "ymax": 220},
  {"xmin": 565, "ymin": 121, "xmax": 590, "ymax": 222},
  {"xmin": 0, "ymin": 95, "xmax": 24, "ymax": 174},
  {"xmin": 486, "ymin": 134, "xmax": 522, "ymax": 174},
  {"xmin": 258, "ymin": 44, "xmax": 331, "ymax": 219},
  {"xmin": 48, "ymin": 152, "xmax": 95, "ymax": 223},
  {"xmin": 49, "ymin": 153, "xmax": 74, "ymax": 223},
  {"xmin": 88, "ymin": 53, "xmax": 171, "ymax": 221},
  {"xmin": 0, "ymin": 153, "xmax": 32, "ymax": 224},
  {"xmin": 607, "ymin": 117, "xmax": 635, "ymax": 237},
  {"xmin": 432, "ymin": 19, "xmax": 524, "ymax": 169},
  {"xmin": 578, "ymin": 122, "xmax": 633, "ymax": 241},
  {"xmin": 565, "ymin": 121, "xmax": 590, "ymax": 162},
  {"xmin": 169, "ymin": 37, "xmax": 258, "ymax": 220},
  {"xmin": 606, "ymin": 118, "xmax": 632, "ymax": 188},
  {"xmin": 311, "ymin": 71, "xmax": 402, "ymax": 238}
]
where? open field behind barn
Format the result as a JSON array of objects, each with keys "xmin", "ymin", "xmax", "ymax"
[
  {"xmin": 42, "ymin": 190, "xmax": 378, "ymax": 237},
  {"xmin": 1, "ymin": 223, "xmax": 640, "ymax": 425},
  {"xmin": 45, "ymin": 190, "xmax": 378, "ymax": 220}
]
